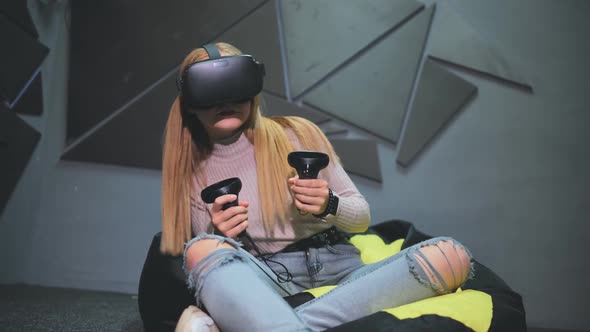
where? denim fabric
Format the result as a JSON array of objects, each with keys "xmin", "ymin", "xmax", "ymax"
[
  {"xmin": 184, "ymin": 234, "xmax": 473, "ymax": 331},
  {"xmin": 261, "ymin": 243, "xmax": 364, "ymax": 292}
]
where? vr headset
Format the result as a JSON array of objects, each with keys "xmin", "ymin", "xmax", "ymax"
[{"xmin": 177, "ymin": 43, "xmax": 265, "ymax": 109}]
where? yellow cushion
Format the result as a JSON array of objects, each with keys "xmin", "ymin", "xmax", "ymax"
[
  {"xmin": 349, "ymin": 234, "xmax": 404, "ymax": 264},
  {"xmin": 304, "ymin": 285, "xmax": 336, "ymax": 298},
  {"xmin": 384, "ymin": 289, "xmax": 493, "ymax": 332}
]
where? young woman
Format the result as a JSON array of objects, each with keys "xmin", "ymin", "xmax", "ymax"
[{"xmin": 161, "ymin": 42, "xmax": 473, "ymax": 332}]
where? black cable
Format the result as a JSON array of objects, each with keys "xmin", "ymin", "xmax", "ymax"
[{"xmin": 239, "ymin": 233, "xmax": 294, "ymax": 294}]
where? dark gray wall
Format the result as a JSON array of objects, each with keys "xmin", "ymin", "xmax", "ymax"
[{"xmin": 0, "ymin": 0, "xmax": 588, "ymax": 330}]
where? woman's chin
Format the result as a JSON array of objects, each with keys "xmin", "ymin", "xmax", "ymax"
[{"xmin": 208, "ymin": 121, "xmax": 243, "ymax": 139}]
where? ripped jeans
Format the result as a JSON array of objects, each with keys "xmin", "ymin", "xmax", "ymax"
[{"xmin": 183, "ymin": 234, "xmax": 474, "ymax": 332}]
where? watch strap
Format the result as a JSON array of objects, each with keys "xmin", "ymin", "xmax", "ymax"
[{"xmin": 313, "ymin": 189, "xmax": 339, "ymax": 218}]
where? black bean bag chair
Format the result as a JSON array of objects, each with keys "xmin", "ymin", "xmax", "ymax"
[{"xmin": 138, "ymin": 220, "xmax": 526, "ymax": 331}]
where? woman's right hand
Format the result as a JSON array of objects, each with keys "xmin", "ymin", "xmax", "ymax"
[{"xmin": 211, "ymin": 194, "xmax": 249, "ymax": 238}]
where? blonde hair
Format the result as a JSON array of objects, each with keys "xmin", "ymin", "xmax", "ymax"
[{"xmin": 160, "ymin": 42, "xmax": 338, "ymax": 254}]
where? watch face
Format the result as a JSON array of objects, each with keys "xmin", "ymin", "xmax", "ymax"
[{"xmin": 329, "ymin": 194, "xmax": 339, "ymax": 216}]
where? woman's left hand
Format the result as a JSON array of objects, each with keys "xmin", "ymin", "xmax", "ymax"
[{"xmin": 288, "ymin": 176, "xmax": 330, "ymax": 215}]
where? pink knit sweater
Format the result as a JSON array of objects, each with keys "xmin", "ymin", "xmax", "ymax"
[{"xmin": 190, "ymin": 131, "xmax": 371, "ymax": 254}]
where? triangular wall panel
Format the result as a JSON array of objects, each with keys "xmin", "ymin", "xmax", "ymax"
[
  {"xmin": 397, "ymin": 58, "xmax": 477, "ymax": 167},
  {"xmin": 428, "ymin": 1, "xmax": 531, "ymax": 89},
  {"xmin": 217, "ymin": 0, "xmax": 286, "ymax": 97},
  {"xmin": 0, "ymin": 2, "xmax": 45, "ymax": 115},
  {"xmin": 261, "ymin": 93, "xmax": 331, "ymax": 124},
  {"xmin": 0, "ymin": 15, "xmax": 48, "ymax": 108},
  {"xmin": 61, "ymin": 75, "xmax": 176, "ymax": 170},
  {"xmin": 321, "ymin": 122, "xmax": 348, "ymax": 137},
  {"xmin": 280, "ymin": 0, "xmax": 423, "ymax": 99},
  {"xmin": 67, "ymin": 0, "xmax": 267, "ymax": 142},
  {"xmin": 330, "ymin": 138, "xmax": 382, "ymax": 182},
  {"xmin": 304, "ymin": 5, "xmax": 435, "ymax": 144},
  {"xmin": 0, "ymin": 0, "xmax": 39, "ymax": 38},
  {"xmin": 0, "ymin": 110, "xmax": 41, "ymax": 216},
  {"xmin": 12, "ymin": 74, "xmax": 43, "ymax": 116}
]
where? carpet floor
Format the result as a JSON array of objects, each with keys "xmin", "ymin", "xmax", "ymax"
[
  {"xmin": 1, "ymin": 283, "xmax": 585, "ymax": 332},
  {"xmin": 0, "ymin": 284, "xmax": 143, "ymax": 331}
]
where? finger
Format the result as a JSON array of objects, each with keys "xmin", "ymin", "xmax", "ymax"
[
  {"xmin": 287, "ymin": 184, "xmax": 297, "ymax": 202},
  {"xmin": 293, "ymin": 179, "xmax": 327, "ymax": 188},
  {"xmin": 290, "ymin": 186, "xmax": 328, "ymax": 197},
  {"xmin": 227, "ymin": 211, "xmax": 248, "ymax": 228},
  {"xmin": 293, "ymin": 199, "xmax": 322, "ymax": 214},
  {"xmin": 294, "ymin": 194, "xmax": 325, "ymax": 207},
  {"xmin": 211, "ymin": 194, "xmax": 238, "ymax": 212},
  {"xmin": 238, "ymin": 200, "xmax": 249, "ymax": 207},
  {"xmin": 211, "ymin": 205, "xmax": 247, "ymax": 228},
  {"xmin": 226, "ymin": 220, "xmax": 249, "ymax": 238},
  {"xmin": 221, "ymin": 216, "xmax": 248, "ymax": 237},
  {"xmin": 217, "ymin": 211, "xmax": 248, "ymax": 233}
]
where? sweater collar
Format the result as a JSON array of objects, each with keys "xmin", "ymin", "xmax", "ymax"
[{"xmin": 210, "ymin": 132, "xmax": 252, "ymax": 161}]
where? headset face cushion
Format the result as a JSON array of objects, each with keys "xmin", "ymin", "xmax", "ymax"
[{"xmin": 180, "ymin": 55, "xmax": 265, "ymax": 109}]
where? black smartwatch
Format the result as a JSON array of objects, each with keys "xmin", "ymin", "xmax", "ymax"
[{"xmin": 313, "ymin": 189, "xmax": 339, "ymax": 218}]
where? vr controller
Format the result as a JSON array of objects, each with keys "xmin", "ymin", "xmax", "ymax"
[
  {"xmin": 288, "ymin": 151, "xmax": 329, "ymax": 179},
  {"xmin": 200, "ymin": 151, "xmax": 328, "ymax": 239},
  {"xmin": 201, "ymin": 177, "xmax": 253, "ymax": 251},
  {"xmin": 201, "ymin": 177, "xmax": 243, "ymax": 210},
  {"xmin": 177, "ymin": 43, "xmax": 265, "ymax": 109}
]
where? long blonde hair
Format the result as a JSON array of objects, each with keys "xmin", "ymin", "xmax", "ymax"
[{"xmin": 161, "ymin": 42, "xmax": 338, "ymax": 254}]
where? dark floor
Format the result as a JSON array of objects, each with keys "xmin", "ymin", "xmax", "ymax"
[
  {"xmin": 0, "ymin": 284, "xmax": 143, "ymax": 332},
  {"xmin": 1, "ymin": 284, "xmax": 586, "ymax": 332}
]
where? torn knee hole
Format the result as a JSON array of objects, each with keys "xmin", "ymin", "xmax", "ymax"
[
  {"xmin": 184, "ymin": 247, "xmax": 247, "ymax": 307},
  {"xmin": 408, "ymin": 239, "xmax": 473, "ymax": 294},
  {"xmin": 185, "ymin": 239, "xmax": 236, "ymax": 272}
]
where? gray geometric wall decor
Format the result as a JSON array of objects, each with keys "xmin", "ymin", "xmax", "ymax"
[
  {"xmin": 321, "ymin": 122, "xmax": 348, "ymax": 137},
  {"xmin": 0, "ymin": 14, "xmax": 49, "ymax": 108},
  {"xmin": 279, "ymin": 0, "xmax": 423, "ymax": 99},
  {"xmin": 0, "ymin": 2, "xmax": 44, "ymax": 115},
  {"xmin": 397, "ymin": 58, "xmax": 477, "ymax": 167},
  {"xmin": 0, "ymin": 0, "xmax": 39, "ymax": 38},
  {"xmin": 58, "ymin": 0, "xmax": 534, "ymax": 179},
  {"xmin": 11, "ymin": 74, "xmax": 44, "ymax": 116},
  {"xmin": 67, "ymin": 0, "xmax": 267, "ymax": 142},
  {"xmin": 428, "ymin": 1, "xmax": 531, "ymax": 89},
  {"xmin": 261, "ymin": 92, "xmax": 331, "ymax": 124},
  {"xmin": 61, "ymin": 1, "xmax": 335, "ymax": 169},
  {"xmin": 303, "ymin": 5, "xmax": 435, "ymax": 144},
  {"xmin": 0, "ymin": 110, "xmax": 41, "ymax": 216},
  {"xmin": 62, "ymin": 75, "xmax": 176, "ymax": 170},
  {"xmin": 61, "ymin": 88, "xmax": 331, "ymax": 170},
  {"xmin": 330, "ymin": 138, "xmax": 382, "ymax": 182},
  {"xmin": 217, "ymin": 0, "xmax": 286, "ymax": 97}
]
